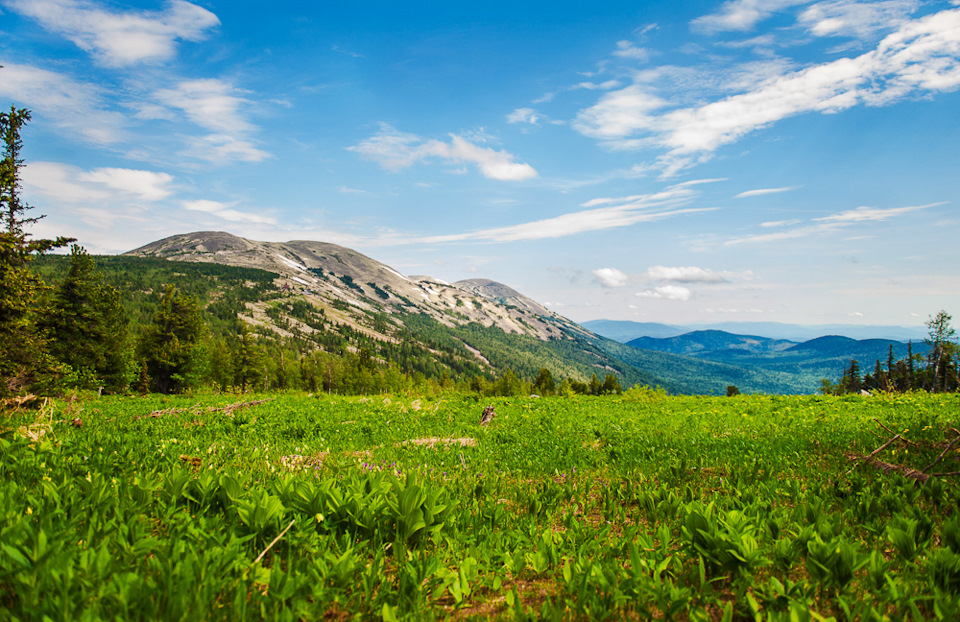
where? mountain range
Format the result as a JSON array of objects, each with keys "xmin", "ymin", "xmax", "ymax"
[{"xmin": 124, "ymin": 231, "xmax": 926, "ymax": 395}]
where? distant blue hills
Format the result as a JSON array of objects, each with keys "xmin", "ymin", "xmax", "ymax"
[
  {"xmin": 582, "ymin": 319, "xmax": 929, "ymax": 343},
  {"xmin": 583, "ymin": 320, "xmax": 930, "ymax": 394}
]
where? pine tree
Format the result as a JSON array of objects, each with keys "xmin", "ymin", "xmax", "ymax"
[
  {"xmin": 0, "ymin": 105, "xmax": 72, "ymax": 395},
  {"xmin": 136, "ymin": 284, "xmax": 206, "ymax": 394},
  {"xmin": 233, "ymin": 324, "xmax": 264, "ymax": 392},
  {"xmin": 600, "ymin": 373, "xmax": 622, "ymax": 395},
  {"xmin": 533, "ymin": 368, "xmax": 555, "ymax": 396},
  {"xmin": 41, "ymin": 245, "xmax": 131, "ymax": 392},
  {"xmin": 925, "ymin": 310, "xmax": 955, "ymax": 393}
]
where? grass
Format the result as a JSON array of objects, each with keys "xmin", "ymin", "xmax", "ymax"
[{"xmin": 2, "ymin": 390, "xmax": 959, "ymax": 620}]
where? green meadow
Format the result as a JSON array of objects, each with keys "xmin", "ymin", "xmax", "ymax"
[{"xmin": 3, "ymin": 390, "xmax": 959, "ymax": 620}]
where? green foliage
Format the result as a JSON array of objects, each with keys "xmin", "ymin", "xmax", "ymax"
[
  {"xmin": 136, "ymin": 284, "xmax": 206, "ymax": 394},
  {"xmin": 0, "ymin": 106, "xmax": 72, "ymax": 396},
  {"xmin": 40, "ymin": 245, "xmax": 132, "ymax": 392},
  {"xmin": 0, "ymin": 391, "xmax": 959, "ymax": 619}
]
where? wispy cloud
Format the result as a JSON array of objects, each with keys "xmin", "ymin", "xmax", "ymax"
[
  {"xmin": 4, "ymin": 0, "xmax": 220, "ymax": 67},
  {"xmin": 726, "ymin": 202, "xmax": 944, "ymax": 244},
  {"xmin": 418, "ymin": 184, "xmax": 714, "ymax": 243},
  {"xmin": 692, "ymin": 0, "xmax": 811, "ymax": 34},
  {"xmin": 154, "ymin": 79, "xmax": 269, "ymax": 163},
  {"xmin": 735, "ymin": 186, "xmax": 800, "ymax": 198},
  {"xmin": 506, "ymin": 108, "xmax": 542, "ymax": 125},
  {"xmin": 182, "ymin": 199, "xmax": 276, "ymax": 224},
  {"xmin": 812, "ymin": 203, "xmax": 937, "ymax": 223},
  {"xmin": 349, "ymin": 124, "xmax": 538, "ymax": 181},
  {"xmin": 575, "ymin": 7, "xmax": 960, "ymax": 175},
  {"xmin": 0, "ymin": 62, "xmax": 126, "ymax": 145},
  {"xmin": 798, "ymin": 0, "xmax": 920, "ymax": 39}
]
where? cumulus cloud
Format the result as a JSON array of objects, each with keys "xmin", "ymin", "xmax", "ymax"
[
  {"xmin": 643, "ymin": 265, "xmax": 729, "ymax": 283},
  {"xmin": 576, "ymin": 7, "xmax": 960, "ymax": 174},
  {"xmin": 636, "ymin": 285, "xmax": 692, "ymax": 300},
  {"xmin": 22, "ymin": 162, "xmax": 174, "ymax": 203},
  {"xmin": 593, "ymin": 268, "xmax": 630, "ymax": 287},
  {"xmin": 0, "ymin": 62, "xmax": 126, "ymax": 145},
  {"xmin": 4, "ymin": 0, "xmax": 220, "ymax": 66},
  {"xmin": 349, "ymin": 124, "xmax": 538, "ymax": 181}
]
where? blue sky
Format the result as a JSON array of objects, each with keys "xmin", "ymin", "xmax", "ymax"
[{"xmin": 2, "ymin": 0, "xmax": 958, "ymax": 327}]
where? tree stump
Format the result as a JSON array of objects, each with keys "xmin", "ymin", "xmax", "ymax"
[{"xmin": 480, "ymin": 405, "xmax": 496, "ymax": 426}]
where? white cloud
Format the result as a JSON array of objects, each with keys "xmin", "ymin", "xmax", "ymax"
[
  {"xmin": 812, "ymin": 203, "xmax": 939, "ymax": 223},
  {"xmin": 155, "ymin": 79, "xmax": 255, "ymax": 135},
  {"xmin": 643, "ymin": 265, "xmax": 729, "ymax": 283},
  {"xmin": 78, "ymin": 167, "xmax": 174, "ymax": 201},
  {"xmin": 576, "ymin": 8, "xmax": 960, "ymax": 175},
  {"xmin": 692, "ymin": 0, "xmax": 811, "ymax": 33},
  {"xmin": 726, "ymin": 202, "xmax": 943, "ymax": 244},
  {"xmin": 593, "ymin": 268, "xmax": 630, "ymax": 287},
  {"xmin": 0, "ymin": 62, "xmax": 126, "ymax": 145},
  {"xmin": 150, "ymin": 79, "xmax": 269, "ymax": 163},
  {"xmin": 735, "ymin": 186, "xmax": 800, "ymax": 198},
  {"xmin": 183, "ymin": 134, "xmax": 270, "ymax": 164},
  {"xmin": 5, "ymin": 0, "xmax": 220, "ymax": 66},
  {"xmin": 182, "ymin": 199, "xmax": 275, "ymax": 224},
  {"xmin": 506, "ymin": 108, "xmax": 541, "ymax": 125},
  {"xmin": 613, "ymin": 41, "xmax": 650, "ymax": 61},
  {"xmin": 799, "ymin": 0, "xmax": 919, "ymax": 39},
  {"xmin": 349, "ymin": 124, "xmax": 538, "ymax": 181},
  {"xmin": 419, "ymin": 184, "xmax": 715, "ymax": 243},
  {"xmin": 636, "ymin": 285, "xmax": 692, "ymax": 300},
  {"xmin": 761, "ymin": 218, "xmax": 803, "ymax": 227},
  {"xmin": 22, "ymin": 161, "xmax": 174, "ymax": 203}
]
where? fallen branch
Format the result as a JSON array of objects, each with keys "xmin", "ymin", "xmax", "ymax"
[
  {"xmin": 134, "ymin": 406, "xmax": 192, "ymax": 420},
  {"xmin": 846, "ymin": 453, "xmax": 930, "ymax": 483},
  {"xmin": 208, "ymin": 398, "xmax": 275, "ymax": 415},
  {"xmin": 922, "ymin": 430, "xmax": 960, "ymax": 474},
  {"xmin": 872, "ymin": 419, "xmax": 922, "ymax": 448},
  {"xmin": 250, "ymin": 518, "xmax": 296, "ymax": 568},
  {"xmin": 846, "ymin": 434, "xmax": 901, "ymax": 475}
]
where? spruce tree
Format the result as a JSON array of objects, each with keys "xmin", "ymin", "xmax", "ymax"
[
  {"xmin": 136, "ymin": 284, "xmax": 206, "ymax": 394},
  {"xmin": 0, "ymin": 104, "xmax": 72, "ymax": 395},
  {"xmin": 41, "ymin": 245, "xmax": 131, "ymax": 392},
  {"xmin": 233, "ymin": 323, "xmax": 264, "ymax": 392}
]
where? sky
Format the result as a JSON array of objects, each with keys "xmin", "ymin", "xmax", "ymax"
[{"xmin": 1, "ymin": 0, "xmax": 959, "ymax": 327}]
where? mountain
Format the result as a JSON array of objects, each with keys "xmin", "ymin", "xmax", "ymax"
[
  {"xmin": 580, "ymin": 319, "xmax": 684, "ymax": 342},
  {"xmin": 627, "ymin": 330, "xmax": 796, "ymax": 356},
  {"xmin": 124, "ymin": 231, "xmax": 665, "ymax": 389},
  {"xmin": 622, "ymin": 329, "xmax": 928, "ymax": 393},
  {"xmin": 121, "ymin": 231, "xmax": 917, "ymax": 396},
  {"xmin": 586, "ymin": 319, "xmax": 929, "ymax": 343},
  {"xmin": 127, "ymin": 231, "xmax": 588, "ymax": 342}
]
